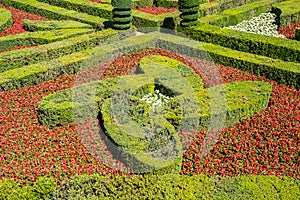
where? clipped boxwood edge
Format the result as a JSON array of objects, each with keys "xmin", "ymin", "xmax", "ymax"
[
  {"xmin": 0, "ymin": 28, "xmax": 94, "ymax": 55},
  {"xmin": 152, "ymin": 31, "xmax": 300, "ymax": 88},
  {"xmin": 0, "ymin": 0, "xmax": 108, "ymax": 29},
  {"xmin": 176, "ymin": 22, "xmax": 300, "ymax": 64},
  {"xmin": 199, "ymin": 0, "xmax": 275, "ymax": 27},
  {"xmin": 0, "ymin": 29, "xmax": 119, "ymax": 73},
  {"xmin": 38, "ymin": 0, "xmax": 114, "ymax": 19},
  {"xmin": 36, "ymin": 0, "xmax": 180, "ymax": 29},
  {"xmin": 1, "ymin": 174, "xmax": 299, "ymax": 199},
  {"xmin": 23, "ymin": 19, "xmax": 93, "ymax": 31}
]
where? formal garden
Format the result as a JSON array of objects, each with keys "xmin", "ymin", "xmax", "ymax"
[{"xmin": 0, "ymin": 0, "xmax": 299, "ymax": 199}]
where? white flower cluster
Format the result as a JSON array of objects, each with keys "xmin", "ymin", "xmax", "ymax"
[
  {"xmin": 140, "ymin": 90, "xmax": 172, "ymax": 113},
  {"xmin": 224, "ymin": 12, "xmax": 286, "ymax": 38}
]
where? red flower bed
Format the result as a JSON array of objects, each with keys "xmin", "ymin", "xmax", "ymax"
[
  {"xmin": 0, "ymin": 4, "xmax": 49, "ymax": 37},
  {"xmin": 278, "ymin": 21, "xmax": 300, "ymax": 39},
  {"xmin": 0, "ymin": 48, "xmax": 299, "ymax": 186},
  {"xmin": 133, "ymin": 6, "xmax": 178, "ymax": 15}
]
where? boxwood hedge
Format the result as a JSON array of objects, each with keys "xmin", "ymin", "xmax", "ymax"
[{"xmin": 1, "ymin": 174, "xmax": 299, "ymax": 199}]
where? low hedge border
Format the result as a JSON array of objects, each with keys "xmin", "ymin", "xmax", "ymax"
[
  {"xmin": 36, "ymin": 0, "xmax": 180, "ymax": 28},
  {"xmin": 199, "ymin": 0, "xmax": 276, "ymax": 17},
  {"xmin": 153, "ymin": 31, "xmax": 300, "ymax": 88},
  {"xmin": 0, "ymin": 49, "xmax": 92, "ymax": 92},
  {"xmin": 0, "ymin": 28, "xmax": 94, "ymax": 54},
  {"xmin": 1, "ymin": 30, "xmax": 298, "ymax": 94},
  {"xmin": 0, "ymin": 0, "xmax": 108, "ymax": 29},
  {"xmin": 23, "ymin": 19, "xmax": 93, "ymax": 31},
  {"xmin": 1, "ymin": 174, "xmax": 299, "ymax": 199},
  {"xmin": 37, "ymin": 45, "xmax": 272, "ymax": 130},
  {"xmin": 0, "ymin": 29, "xmax": 119, "ymax": 73},
  {"xmin": 199, "ymin": 0, "xmax": 275, "ymax": 27},
  {"xmin": 0, "ymin": 7, "xmax": 13, "ymax": 31},
  {"xmin": 38, "ymin": 0, "xmax": 114, "ymax": 19},
  {"xmin": 131, "ymin": 9, "xmax": 180, "ymax": 28},
  {"xmin": 133, "ymin": 0, "xmax": 154, "ymax": 7},
  {"xmin": 151, "ymin": 0, "xmax": 271, "ymax": 18},
  {"xmin": 272, "ymin": 0, "xmax": 300, "ymax": 26},
  {"xmin": 177, "ymin": 23, "xmax": 300, "ymax": 63}
]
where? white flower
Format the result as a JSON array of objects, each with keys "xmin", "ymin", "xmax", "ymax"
[
  {"xmin": 224, "ymin": 12, "xmax": 286, "ymax": 38},
  {"xmin": 140, "ymin": 90, "xmax": 173, "ymax": 113}
]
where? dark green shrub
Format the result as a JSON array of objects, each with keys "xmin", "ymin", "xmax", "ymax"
[
  {"xmin": 296, "ymin": 28, "xmax": 300, "ymax": 41},
  {"xmin": 178, "ymin": 0, "xmax": 201, "ymax": 27},
  {"xmin": 111, "ymin": 0, "xmax": 133, "ymax": 30}
]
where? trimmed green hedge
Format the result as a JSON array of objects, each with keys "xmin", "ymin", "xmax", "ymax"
[
  {"xmin": 0, "ymin": 7, "xmax": 13, "ymax": 31},
  {"xmin": 38, "ymin": 0, "xmax": 113, "ymax": 19},
  {"xmin": 0, "ymin": 0, "xmax": 108, "ymax": 29},
  {"xmin": 272, "ymin": 0, "xmax": 300, "ymax": 26},
  {"xmin": 32, "ymin": 0, "xmax": 180, "ymax": 28},
  {"xmin": 1, "ymin": 174, "xmax": 299, "ymax": 199},
  {"xmin": 0, "ymin": 29, "xmax": 119, "ymax": 74},
  {"xmin": 132, "ymin": 0, "xmax": 154, "ymax": 7},
  {"xmin": 37, "ymin": 53, "xmax": 272, "ymax": 130},
  {"xmin": 37, "ymin": 31, "xmax": 300, "ymax": 129},
  {"xmin": 37, "ymin": 0, "xmax": 178, "ymax": 28},
  {"xmin": 131, "ymin": 9, "xmax": 180, "ymax": 28},
  {"xmin": 0, "ymin": 49, "xmax": 92, "ymax": 92},
  {"xmin": 1, "ymin": 30, "xmax": 298, "ymax": 94},
  {"xmin": 99, "ymin": 59, "xmax": 271, "ymax": 174},
  {"xmin": 153, "ymin": 31, "xmax": 300, "ymax": 88},
  {"xmin": 103, "ymin": 0, "xmax": 154, "ymax": 7},
  {"xmin": 177, "ymin": 23, "xmax": 300, "ymax": 64},
  {"xmin": 155, "ymin": 0, "xmax": 178, "ymax": 8},
  {"xmin": 199, "ymin": 0, "xmax": 276, "ymax": 27},
  {"xmin": 0, "ymin": 28, "xmax": 94, "ymax": 53},
  {"xmin": 23, "ymin": 19, "xmax": 93, "ymax": 31}
]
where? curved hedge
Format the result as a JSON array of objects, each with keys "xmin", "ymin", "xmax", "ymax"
[{"xmin": 0, "ymin": 7, "xmax": 13, "ymax": 31}]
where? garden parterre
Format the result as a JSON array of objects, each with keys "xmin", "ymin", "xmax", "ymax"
[{"xmin": 0, "ymin": 0, "xmax": 299, "ymax": 199}]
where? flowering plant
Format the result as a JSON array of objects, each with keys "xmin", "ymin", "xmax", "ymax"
[
  {"xmin": 224, "ymin": 12, "xmax": 286, "ymax": 38},
  {"xmin": 140, "ymin": 89, "xmax": 173, "ymax": 113}
]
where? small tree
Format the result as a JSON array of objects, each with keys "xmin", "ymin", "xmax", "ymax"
[
  {"xmin": 178, "ymin": 0, "xmax": 201, "ymax": 27},
  {"xmin": 111, "ymin": 0, "xmax": 133, "ymax": 30}
]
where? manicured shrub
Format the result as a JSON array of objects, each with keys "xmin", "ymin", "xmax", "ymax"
[
  {"xmin": 178, "ymin": 0, "xmax": 201, "ymax": 27},
  {"xmin": 111, "ymin": 0, "xmax": 133, "ymax": 30},
  {"xmin": 1, "ymin": 174, "xmax": 299, "ymax": 199}
]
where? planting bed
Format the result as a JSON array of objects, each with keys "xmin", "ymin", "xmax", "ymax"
[{"xmin": 0, "ymin": 0, "xmax": 299, "ymax": 199}]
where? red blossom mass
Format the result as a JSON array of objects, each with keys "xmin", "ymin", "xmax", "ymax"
[
  {"xmin": 278, "ymin": 21, "xmax": 300, "ymax": 39},
  {"xmin": 0, "ymin": 2, "xmax": 298, "ymax": 187},
  {"xmin": 0, "ymin": 4, "xmax": 49, "ymax": 37},
  {"xmin": 0, "ymin": 48, "xmax": 299, "ymax": 186}
]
